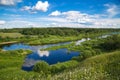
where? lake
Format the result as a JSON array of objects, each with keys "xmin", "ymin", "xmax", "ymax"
[
  {"xmin": 2, "ymin": 33, "xmax": 116, "ymax": 71},
  {"xmin": 2, "ymin": 42, "xmax": 79, "ymax": 71}
]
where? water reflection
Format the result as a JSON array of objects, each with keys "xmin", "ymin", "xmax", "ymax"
[
  {"xmin": 75, "ymin": 38, "xmax": 90, "ymax": 45},
  {"xmin": 37, "ymin": 50, "xmax": 49, "ymax": 57},
  {"xmin": 22, "ymin": 48, "xmax": 79, "ymax": 71},
  {"xmin": 22, "ymin": 58, "xmax": 39, "ymax": 67},
  {"xmin": 3, "ymin": 42, "xmax": 71, "ymax": 52},
  {"xmin": 22, "ymin": 58, "xmax": 39, "ymax": 71}
]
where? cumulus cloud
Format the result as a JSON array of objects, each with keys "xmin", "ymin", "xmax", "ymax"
[
  {"xmin": 49, "ymin": 10, "xmax": 95, "ymax": 24},
  {"xmin": 0, "ymin": 0, "xmax": 22, "ymax": 6},
  {"xmin": 0, "ymin": 20, "xmax": 6, "ymax": 25},
  {"xmin": 48, "ymin": 10, "xmax": 120, "ymax": 28},
  {"xmin": 32, "ymin": 1, "xmax": 49, "ymax": 12},
  {"xmin": 49, "ymin": 10, "xmax": 61, "ymax": 16},
  {"xmin": 21, "ymin": 1, "xmax": 49, "ymax": 13},
  {"xmin": 21, "ymin": 6, "xmax": 38, "ymax": 14},
  {"xmin": 104, "ymin": 4, "xmax": 120, "ymax": 18}
]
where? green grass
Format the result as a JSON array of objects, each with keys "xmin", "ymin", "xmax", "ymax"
[
  {"xmin": 0, "ymin": 33, "xmax": 120, "ymax": 80},
  {"xmin": 0, "ymin": 49, "xmax": 119, "ymax": 80},
  {"xmin": 0, "ymin": 31, "xmax": 117, "ymax": 45},
  {"xmin": 51, "ymin": 50, "xmax": 120, "ymax": 80},
  {"xmin": 42, "ymin": 42, "xmax": 74, "ymax": 51},
  {"xmin": 27, "ymin": 35, "xmax": 82, "ymax": 45},
  {"xmin": 0, "ymin": 49, "xmax": 32, "ymax": 69},
  {"xmin": 0, "ymin": 32, "xmax": 24, "ymax": 38},
  {"xmin": 26, "ymin": 32, "xmax": 108, "ymax": 45}
]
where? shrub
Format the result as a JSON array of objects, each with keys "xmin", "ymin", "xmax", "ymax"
[
  {"xmin": 33, "ymin": 61, "xmax": 50, "ymax": 74},
  {"xmin": 50, "ymin": 60, "xmax": 79, "ymax": 74},
  {"xmin": 100, "ymin": 34, "xmax": 120, "ymax": 51}
]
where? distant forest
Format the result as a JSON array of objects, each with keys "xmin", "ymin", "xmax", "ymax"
[{"xmin": 0, "ymin": 28, "xmax": 120, "ymax": 36}]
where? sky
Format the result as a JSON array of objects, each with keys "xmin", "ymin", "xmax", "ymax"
[{"xmin": 0, "ymin": 0, "xmax": 120, "ymax": 28}]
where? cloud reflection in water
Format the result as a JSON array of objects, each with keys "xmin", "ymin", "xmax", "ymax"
[{"xmin": 37, "ymin": 50, "xmax": 49, "ymax": 57}]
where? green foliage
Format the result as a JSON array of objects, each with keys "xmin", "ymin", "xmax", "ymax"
[
  {"xmin": 0, "ymin": 32, "xmax": 24, "ymax": 38},
  {"xmin": 51, "ymin": 51, "xmax": 120, "ymax": 80},
  {"xmin": 19, "ymin": 28, "xmax": 120, "ymax": 36},
  {"xmin": 100, "ymin": 34, "xmax": 120, "ymax": 51},
  {"xmin": 33, "ymin": 61, "xmax": 50, "ymax": 74},
  {"xmin": 0, "ymin": 28, "xmax": 120, "ymax": 45},
  {"xmin": 0, "ymin": 49, "xmax": 120, "ymax": 80},
  {"xmin": 50, "ymin": 60, "xmax": 79, "ymax": 74},
  {"xmin": 0, "ymin": 50, "xmax": 32, "ymax": 70},
  {"xmin": 32, "ymin": 60, "xmax": 79, "ymax": 74},
  {"xmin": 0, "ymin": 28, "xmax": 120, "ymax": 80}
]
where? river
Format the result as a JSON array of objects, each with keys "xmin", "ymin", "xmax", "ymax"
[{"xmin": 2, "ymin": 33, "xmax": 116, "ymax": 71}]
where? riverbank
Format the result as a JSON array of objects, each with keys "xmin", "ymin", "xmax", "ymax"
[
  {"xmin": 0, "ymin": 41, "xmax": 19, "ymax": 46},
  {"xmin": 0, "ymin": 30, "xmax": 115, "ymax": 46}
]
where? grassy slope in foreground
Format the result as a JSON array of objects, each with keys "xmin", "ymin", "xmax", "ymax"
[
  {"xmin": 52, "ymin": 50, "xmax": 120, "ymax": 80},
  {"xmin": 0, "ymin": 49, "xmax": 119, "ymax": 80}
]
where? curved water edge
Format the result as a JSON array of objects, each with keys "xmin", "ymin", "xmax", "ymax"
[
  {"xmin": 2, "ymin": 42, "xmax": 80, "ymax": 71},
  {"xmin": 2, "ymin": 33, "xmax": 118, "ymax": 71},
  {"xmin": 22, "ymin": 49, "xmax": 79, "ymax": 71}
]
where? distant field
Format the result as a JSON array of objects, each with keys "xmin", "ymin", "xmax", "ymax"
[{"xmin": 0, "ymin": 32, "xmax": 24, "ymax": 38}]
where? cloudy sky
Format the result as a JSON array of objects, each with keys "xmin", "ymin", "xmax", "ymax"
[{"xmin": 0, "ymin": 0, "xmax": 120, "ymax": 28}]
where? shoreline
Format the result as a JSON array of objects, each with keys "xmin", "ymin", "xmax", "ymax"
[{"xmin": 0, "ymin": 41, "xmax": 19, "ymax": 46}]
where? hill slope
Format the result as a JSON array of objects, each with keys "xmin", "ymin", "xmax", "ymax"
[{"xmin": 52, "ymin": 50, "xmax": 120, "ymax": 80}]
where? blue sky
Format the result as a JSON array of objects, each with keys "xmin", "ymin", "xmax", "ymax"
[{"xmin": 0, "ymin": 0, "xmax": 120, "ymax": 28}]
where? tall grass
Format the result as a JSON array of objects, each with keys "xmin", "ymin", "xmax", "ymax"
[{"xmin": 51, "ymin": 51, "xmax": 120, "ymax": 80}]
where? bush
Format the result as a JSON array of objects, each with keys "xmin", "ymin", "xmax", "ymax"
[
  {"xmin": 33, "ymin": 61, "xmax": 50, "ymax": 74},
  {"xmin": 50, "ymin": 60, "xmax": 79, "ymax": 74},
  {"xmin": 100, "ymin": 35, "xmax": 120, "ymax": 51}
]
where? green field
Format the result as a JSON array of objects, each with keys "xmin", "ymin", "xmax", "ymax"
[
  {"xmin": 0, "ymin": 32, "xmax": 24, "ymax": 38},
  {"xmin": 0, "ymin": 28, "xmax": 119, "ymax": 45}
]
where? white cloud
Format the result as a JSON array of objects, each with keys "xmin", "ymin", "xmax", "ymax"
[
  {"xmin": 0, "ymin": 0, "xmax": 22, "ymax": 6},
  {"xmin": 48, "ymin": 10, "xmax": 120, "ymax": 28},
  {"xmin": 104, "ymin": 4, "xmax": 120, "ymax": 18},
  {"xmin": 49, "ymin": 10, "xmax": 95, "ymax": 24},
  {"xmin": 0, "ymin": 17, "xmax": 120, "ymax": 28},
  {"xmin": 49, "ymin": 10, "xmax": 61, "ymax": 16},
  {"xmin": 41, "ymin": 17, "xmax": 70, "ymax": 23},
  {"xmin": 0, "ymin": 20, "xmax": 32, "ymax": 28},
  {"xmin": 21, "ymin": 6, "xmax": 31, "ymax": 11},
  {"xmin": 32, "ymin": 1, "xmax": 49, "ymax": 12},
  {"xmin": 21, "ymin": 1, "xmax": 50, "ymax": 13},
  {"xmin": 21, "ymin": 6, "xmax": 38, "ymax": 14},
  {"xmin": 0, "ymin": 20, "xmax": 6, "ymax": 25}
]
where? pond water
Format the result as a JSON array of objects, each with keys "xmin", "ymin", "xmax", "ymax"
[
  {"xmin": 2, "ymin": 33, "xmax": 118, "ymax": 71},
  {"xmin": 2, "ymin": 42, "xmax": 79, "ymax": 71}
]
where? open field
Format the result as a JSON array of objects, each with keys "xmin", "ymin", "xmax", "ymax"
[{"xmin": 0, "ymin": 32, "xmax": 24, "ymax": 38}]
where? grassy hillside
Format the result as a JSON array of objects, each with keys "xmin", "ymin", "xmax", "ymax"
[{"xmin": 52, "ymin": 50, "xmax": 120, "ymax": 80}]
